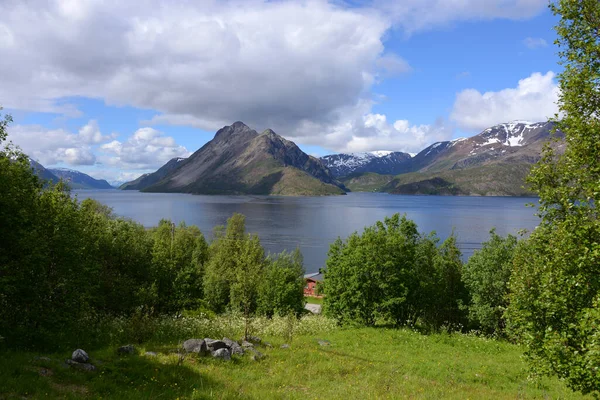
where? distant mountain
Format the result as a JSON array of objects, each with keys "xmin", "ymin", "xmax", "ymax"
[
  {"xmin": 49, "ymin": 168, "xmax": 113, "ymax": 190},
  {"xmin": 29, "ymin": 159, "xmax": 59, "ymax": 183},
  {"xmin": 320, "ymin": 151, "xmax": 412, "ymax": 178},
  {"xmin": 122, "ymin": 122, "xmax": 345, "ymax": 196},
  {"xmin": 120, "ymin": 157, "xmax": 186, "ymax": 190},
  {"xmin": 341, "ymin": 121, "xmax": 564, "ymax": 196}
]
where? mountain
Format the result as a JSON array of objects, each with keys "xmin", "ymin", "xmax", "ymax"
[
  {"xmin": 49, "ymin": 168, "xmax": 113, "ymax": 190},
  {"xmin": 341, "ymin": 121, "xmax": 564, "ymax": 196},
  {"xmin": 320, "ymin": 151, "xmax": 412, "ymax": 178},
  {"xmin": 120, "ymin": 157, "xmax": 186, "ymax": 190},
  {"xmin": 123, "ymin": 122, "xmax": 345, "ymax": 196},
  {"xmin": 29, "ymin": 159, "xmax": 59, "ymax": 183}
]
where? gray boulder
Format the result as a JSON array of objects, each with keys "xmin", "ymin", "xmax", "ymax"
[
  {"xmin": 66, "ymin": 359, "xmax": 96, "ymax": 372},
  {"xmin": 246, "ymin": 335, "xmax": 262, "ymax": 344},
  {"xmin": 230, "ymin": 343, "xmax": 245, "ymax": 356},
  {"xmin": 248, "ymin": 348, "xmax": 264, "ymax": 361},
  {"xmin": 204, "ymin": 339, "xmax": 228, "ymax": 352},
  {"xmin": 280, "ymin": 344, "xmax": 290, "ymax": 349},
  {"xmin": 241, "ymin": 340, "xmax": 254, "ymax": 348},
  {"xmin": 222, "ymin": 337, "xmax": 236, "ymax": 347},
  {"xmin": 117, "ymin": 345, "xmax": 135, "ymax": 355},
  {"xmin": 71, "ymin": 349, "xmax": 89, "ymax": 363},
  {"xmin": 211, "ymin": 348, "xmax": 231, "ymax": 361},
  {"xmin": 183, "ymin": 339, "xmax": 208, "ymax": 355},
  {"xmin": 318, "ymin": 340, "xmax": 331, "ymax": 347}
]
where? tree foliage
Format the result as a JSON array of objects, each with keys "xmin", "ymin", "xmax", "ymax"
[
  {"xmin": 323, "ymin": 214, "xmax": 466, "ymax": 330},
  {"xmin": 506, "ymin": 0, "xmax": 600, "ymax": 395},
  {"xmin": 463, "ymin": 230, "xmax": 517, "ymax": 336},
  {"xmin": 258, "ymin": 249, "xmax": 306, "ymax": 318}
]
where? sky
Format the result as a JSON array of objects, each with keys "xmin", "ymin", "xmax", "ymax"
[{"xmin": 0, "ymin": 0, "xmax": 561, "ymax": 184}]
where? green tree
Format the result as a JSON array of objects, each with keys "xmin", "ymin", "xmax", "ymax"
[
  {"xmin": 506, "ymin": 1, "xmax": 600, "ymax": 395},
  {"xmin": 323, "ymin": 214, "xmax": 466, "ymax": 329},
  {"xmin": 258, "ymin": 249, "xmax": 306, "ymax": 318},
  {"xmin": 230, "ymin": 233, "xmax": 265, "ymax": 339},
  {"xmin": 203, "ymin": 213, "xmax": 248, "ymax": 312},
  {"xmin": 463, "ymin": 230, "xmax": 517, "ymax": 336}
]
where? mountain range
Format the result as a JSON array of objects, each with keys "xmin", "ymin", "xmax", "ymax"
[
  {"xmin": 123, "ymin": 122, "xmax": 345, "ymax": 195},
  {"xmin": 339, "ymin": 121, "xmax": 563, "ymax": 196},
  {"xmin": 28, "ymin": 159, "xmax": 113, "ymax": 190},
  {"xmin": 30, "ymin": 120, "xmax": 559, "ymax": 197}
]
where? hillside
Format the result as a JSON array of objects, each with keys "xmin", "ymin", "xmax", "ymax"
[
  {"xmin": 29, "ymin": 159, "xmax": 59, "ymax": 184},
  {"xmin": 120, "ymin": 157, "xmax": 186, "ymax": 190},
  {"xmin": 126, "ymin": 122, "xmax": 345, "ymax": 196},
  {"xmin": 342, "ymin": 121, "xmax": 563, "ymax": 196},
  {"xmin": 50, "ymin": 168, "xmax": 113, "ymax": 190}
]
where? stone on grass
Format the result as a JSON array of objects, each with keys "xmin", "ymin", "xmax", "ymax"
[
  {"xmin": 204, "ymin": 339, "xmax": 228, "ymax": 352},
  {"xmin": 246, "ymin": 335, "xmax": 262, "ymax": 344},
  {"xmin": 317, "ymin": 340, "xmax": 331, "ymax": 347},
  {"xmin": 241, "ymin": 340, "xmax": 254, "ymax": 348},
  {"xmin": 144, "ymin": 351, "xmax": 157, "ymax": 357},
  {"xmin": 71, "ymin": 349, "xmax": 89, "ymax": 363},
  {"xmin": 222, "ymin": 337, "xmax": 236, "ymax": 347},
  {"xmin": 117, "ymin": 345, "xmax": 135, "ymax": 355},
  {"xmin": 66, "ymin": 359, "xmax": 96, "ymax": 372},
  {"xmin": 183, "ymin": 339, "xmax": 208, "ymax": 355},
  {"xmin": 280, "ymin": 344, "xmax": 290, "ymax": 349},
  {"xmin": 229, "ymin": 343, "xmax": 245, "ymax": 356},
  {"xmin": 212, "ymin": 348, "xmax": 231, "ymax": 361},
  {"xmin": 248, "ymin": 348, "xmax": 264, "ymax": 361}
]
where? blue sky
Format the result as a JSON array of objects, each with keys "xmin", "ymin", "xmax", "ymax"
[{"xmin": 0, "ymin": 0, "xmax": 561, "ymax": 184}]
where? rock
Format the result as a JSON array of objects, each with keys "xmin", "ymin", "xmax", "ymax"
[
  {"xmin": 204, "ymin": 339, "xmax": 228, "ymax": 352},
  {"xmin": 248, "ymin": 348, "xmax": 264, "ymax": 361},
  {"xmin": 229, "ymin": 343, "xmax": 245, "ymax": 356},
  {"xmin": 222, "ymin": 337, "xmax": 236, "ymax": 348},
  {"xmin": 264, "ymin": 342, "xmax": 273, "ymax": 348},
  {"xmin": 38, "ymin": 367, "xmax": 53, "ymax": 377},
  {"xmin": 144, "ymin": 351, "xmax": 157, "ymax": 357},
  {"xmin": 183, "ymin": 339, "xmax": 208, "ymax": 355},
  {"xmin": 241, "ymin": 340, "xmax": 254, "ymax": 348},
  {"xmin": 211, "ymin": 348, "xmax": 231, "ymax": 361},
  {"xmin": 246, "ymin": 335, "xmax": 262, "ymax": 344},
  {"xmin": 317, "ymin": 340, "xmax": 331, "ymax": 347},
  {"xmin": 66, "ymin": 359, "xmax": 96, "ymax": 372},
  {"xmin": 280, "ymin": 344, "xmax": 290, "ymax": 349},
  {"xmin": 117, "ymin": 345, "xmax": 135, "ymax": 355},
  {"xmin": 71, "ymin": 349, "xmax": 89, "ymax": 363}
]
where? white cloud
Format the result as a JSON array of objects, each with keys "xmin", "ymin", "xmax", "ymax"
[
  {"xmin": 375, "ymin": 0, "xmax": 548, "ymax": 33},
  {"xmin": 0, "ymin": 0, "xmax": 549, "ymax": 143},
  {"xmin": 450, "ymin": 71, "xmax": 560, "ymax": 131},
  {"xmin": 523, "ymin": 37, "xmax": 548, "ymax": 49},
  {"xmin": 7, "ymin": 121, "xmax": 113, "ymax": 166},
  {"xmin": 99, "ymin": 127, "xmax": 190, "ymax": 169}
]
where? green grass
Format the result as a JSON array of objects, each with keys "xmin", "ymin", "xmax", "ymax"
[
  {"xmin": 0, "ymin": 322, "xmax": 586, "ymax": 399},
  {"xmin": 304, "ymin": 296, "xmax": 323, "ymax": 305}
]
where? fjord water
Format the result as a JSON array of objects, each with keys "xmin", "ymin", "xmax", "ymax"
[{"xmin": 74, "ymin": 191, "xmax": 539, "ymax": 273}]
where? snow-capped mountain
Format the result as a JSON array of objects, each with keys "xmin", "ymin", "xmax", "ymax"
[
  {"xmin": 410, "ymin": 121, "xmax": 561, "ymax": 172},
  {"xmin": 320, "ymin": 151, "xmax": 412, "ymax": 178},
  {"xmin": 49, "ymin": 168, "xmax": 113, "ymax": 189}
]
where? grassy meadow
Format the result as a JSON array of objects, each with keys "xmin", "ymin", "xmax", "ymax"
[{"xmin": 0, "ymin": 315, "xmax": 585, "ymax": 400}]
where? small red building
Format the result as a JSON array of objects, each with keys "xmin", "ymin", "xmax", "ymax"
[{"xmin": 304, "ymin": 272, "xmax": 323, "ymax": 297}]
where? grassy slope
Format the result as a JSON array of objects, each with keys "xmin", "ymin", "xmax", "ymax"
[
  {"xmin": 1, "ymin": 327, "xmax": 584, "ymax": 399},
  {"xmin": 270, "ymin": 167, "xmax": 345, "ymax": 196},
  {"xmin": 345, "ymin": 163, "xmax": 534, "ymax": 196},
  {"xmin": 341, "ymin": 172, "xmax": 395, "ymax": 192}
]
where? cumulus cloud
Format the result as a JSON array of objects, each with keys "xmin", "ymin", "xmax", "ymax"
[
  {"xmin": 7, "ymin": 120, "xmax": 113, "ymax": 166},
  {"xmin": 523, "ymin": 37, "xmax": 548, "ymax": 49},
  {"xmin": 99, "ymin": 127, "xmax": 190, "ymax": 169},
  {"xmin": 450, "ymin": 71, "xmax": 560, "ymax": 131},
  {"xmin": 0, "ymin": 0, "xmax": 549, "ymax": 145}
]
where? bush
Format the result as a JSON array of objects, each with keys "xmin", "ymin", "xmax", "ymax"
[{"xmin": 462, "ymin": 229, "xmax": 517, "ymax": 336}]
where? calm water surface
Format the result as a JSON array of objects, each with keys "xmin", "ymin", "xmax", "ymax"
[{"xmin": 74, "ymin": 191, "xmax": 540, "ymax": 273}]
